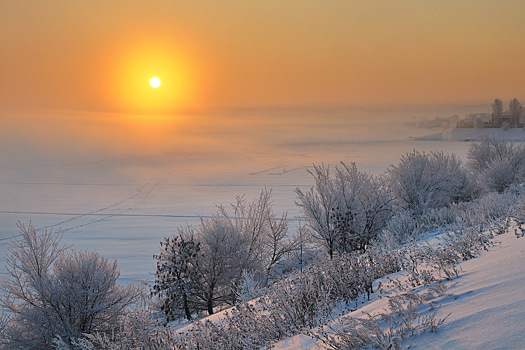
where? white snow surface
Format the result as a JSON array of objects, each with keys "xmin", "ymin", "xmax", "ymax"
[
  {"xmin": 405, "ymin": 229, "xmax": 525, "ymax": 350},
  {"xmin": 273, "ymin": 229, "xmax": 525, "ymax": 350}
]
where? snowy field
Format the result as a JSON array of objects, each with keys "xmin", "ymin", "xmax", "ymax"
[{"xmin": 2, "ymin": 108, "xmax": 524, "ymax": 282}]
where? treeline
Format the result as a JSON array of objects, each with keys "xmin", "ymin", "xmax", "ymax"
[{"xmin": 1, "ymin": 136, "xmax": 525, "ymax": 349}]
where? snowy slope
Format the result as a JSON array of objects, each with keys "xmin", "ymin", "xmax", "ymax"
[
  {"xmin": 405, "ymin": 228, "xmax": 525, "ymax": 349},
  {"xmin": 274, "ymin": 229, "xmax": 525, "ymax": 350}
]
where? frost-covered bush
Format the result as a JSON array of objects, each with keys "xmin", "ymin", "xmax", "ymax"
[
  {"xmin": 418, "ymin": 207, "xmax": 457, "ymax": 231},
  {"xmin": 236, "ymin": 270, "xmax": 266, "ymax": 303},
  {"xmin": 319, "ymin": 291, "xmax": 449, "ymax": 350},
  {"xmin": 261, "ymin": 269, "xmax": 335, "ymax": 331},
  {"xmin": 194, "ymin": 214, "xmax": 245, "ymax": 315},
  {"xmin": 170, "ymin": 305, "xmax": 287, "ymax": 350},
  {"xmin": 442, "ymin": 228, "xmax": 491, "ymax": 262},
  {"xmin": 468, "ymin": 136, "xmax": 525, "ymax": 193},
  {"xmin": 296, "ymin": 162, "xmax": 393, "ymax": 257},
  {"xmin": 385, "ymin": 207, "xmax": 458, "ymax": 244},
  {"xmin": 52, "ymin": 293, "xmax": 179, "ymax": 350},
  {"xmin": 388, "ymin": 150, "xmax": 475, "ymax": 214},
  {"xmin": 454, "ymin": 190, "xmax": 518, "ymax": 231},
  {"xmin": 0, "ymin": 223, "xmax": 138, "ymax": 349}
]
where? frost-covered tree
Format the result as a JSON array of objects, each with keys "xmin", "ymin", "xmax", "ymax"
[
  {"xmin": 296, "ymin": 162, "xmax": 393, "ymax": 257},
  {"xmin": 492, "ymin": 98, "xmax": 504, "ymax": 126},
  {"xmin": 331, "ymin": 163, "xmax": 393, "ymax": 253},
  {"xmin": 388, "ymin": 150, "xmax": 474, "ymax": 214},
  {"xmin": 152, "ymin": 230, "xmax": 200, "ymax": 321},
  {"xmin": 219, "ymin": 188, "xmax": 295, "ymax": 284},
  {"xmin": 0, "ymin": 223, "xmax": 138, "ymax": 349},
  {"xmin": 509, "ymin": 98, "xmax": 523, "ymax": 128},
  {"xmin": 195, "ymin": 215, "xmax": 244, "ymax": 315},
  {"xmin": 468, "ymin": 136, "xmax": 525, "ymax": 193},
  {"xmin": 295, "ymin": 164, "xmax": 338, "ymax": 257}
]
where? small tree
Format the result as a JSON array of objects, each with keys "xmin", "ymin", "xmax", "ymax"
[
  {"xmin": 331, "ymin": 163, "xmax": 393, "ymax": 253},
  {"xmin": 492, "ymin": 98, "xmax": 504, "ymax": 126},
  {"xmin": 152, "ymin": 230, "xmax": 201, "ymax": 321},
  {"xmin": 154, "ymin": 189, "xmax": 295, "ymax": 319},
  {"xmin": 219, "ymin": 188, "xmax": 295, "ymax": 284},
  {"xmin": 295, "ymin": 164, "xmax": 338, "ymax": 258},
  {"xmin": 0, "ymin": 223, "xmax": 137, "ymax": 349},
  {"xmin": 509, "ymin": 98, "xmax": 523, "ymax": 128},
  {"xmin": 195, "ymin": 215, "xmax": 243, "ymax": 315}
]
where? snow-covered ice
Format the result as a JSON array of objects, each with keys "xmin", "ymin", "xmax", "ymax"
[{"xmin": 1, "ymin": 108, "xmax": 524, "ymax": 283}]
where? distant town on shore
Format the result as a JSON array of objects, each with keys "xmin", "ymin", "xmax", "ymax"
[{"xmin": 407, "ymin": 98, "xmax": 524, "ymax": 129}]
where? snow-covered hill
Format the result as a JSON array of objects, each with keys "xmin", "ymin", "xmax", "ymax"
[{"xmin": 274, "ymin": 227, "xmax": 525, "ymax": 349}]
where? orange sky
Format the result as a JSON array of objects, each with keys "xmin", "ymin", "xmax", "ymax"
[{"xmin": 1, "ymin": 0, "xmax": 525, "ymax": 114}]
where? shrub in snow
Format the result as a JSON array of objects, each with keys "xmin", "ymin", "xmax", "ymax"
[
  {"xmin": 296, "ymin": 162, "xmax": 393, "ymax": 258},
  {"xmin": 467, "ymin": 136, "xmax": 525, "ymax": 193},
  {"xmin": 385, "ymin": 206, "xmax": 458, "ymax": 244},
  {"xmin": 388, "ymin": 150, "xmax": 475, "ymax": 214},
  {"xmin": 236, "ymin": 270, "xmax": 265, "ymax": 303},
  {"xmin": 453, "ymin": 190, "xmax": 518, "ymax": 233},
  {"xmin": 0, "ymin": 223, "xmax": 138, "ymax": 349},
  {"xmin": 442, "ymin": 227, "xmax": 491, "ymax": 262},
  {"xmin": 319, "ymin": 291, "xmax": 449, "ymax": 350},
  {"xmin": 52, "ymin": 292, "xmax": 179, "ymax": 350},
  {"xmin": 262, "ymin": 270, "xmax": 335, "ymax": 332}
]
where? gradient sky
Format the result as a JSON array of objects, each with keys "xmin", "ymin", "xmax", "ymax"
[{"xmin": 1, "ymin": 0, "xmax": 525, "ymax": 114}]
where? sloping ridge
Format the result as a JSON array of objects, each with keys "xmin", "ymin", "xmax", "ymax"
[
  {"xmin": 405, "ymin": 229, "xmax": 525, "ymax": 349},
  {"xmin": 274, "ymin": 228, "xmax": 525, "ymax": 350}
]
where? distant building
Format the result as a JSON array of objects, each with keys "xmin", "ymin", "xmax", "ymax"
[
  {"xmin": 457, "ymin": 113, "xmax": 491, "ymax": 128},
  {"xmin": 456, "ymin": 111, "xmax": 523, "ymax": 129},
  {"xmin": 491, "ymin": 112, "xmax": 523, "ymax": 128}
]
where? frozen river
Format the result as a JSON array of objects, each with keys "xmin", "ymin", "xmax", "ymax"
[{"xmin": 0, "ymin": 108, "xmax": 503, "ymax": 282}]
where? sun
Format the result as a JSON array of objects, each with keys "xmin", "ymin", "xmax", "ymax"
[
  {"xmin": 109, "ymin": 40, "xmax": 201, "ymax": 113},
  {"xmin": 149, "ymin": 77, "xmax": 161, "ymax": 88}
]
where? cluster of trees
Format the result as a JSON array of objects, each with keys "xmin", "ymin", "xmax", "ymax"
[
  {"xmin": 492, "ymin": 98, "xmax": 523, "ymax": 129},
  {"xmin": 152, "ymin": 189, "xmax": 297, "ymax": 321},
  {"xmin": 1, "ymin": 136, "xmax": 525, "ymax": 348},
  {"xmin": 153, "ymin": 136, "xmax": 525, "ymax": 323}
]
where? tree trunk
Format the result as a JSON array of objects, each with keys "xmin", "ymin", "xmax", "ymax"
[
  {"xmin": 183, "ymin": 293, "xmax": 192, "ymax": 320},
  {"xmin": 207, "ymin": 291, "xmax": 214, "ymax": 315}
]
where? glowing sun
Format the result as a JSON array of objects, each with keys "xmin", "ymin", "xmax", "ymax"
[{"xmin": 149, "ymin": 77, "xmax": 161, "ymax": 88}]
